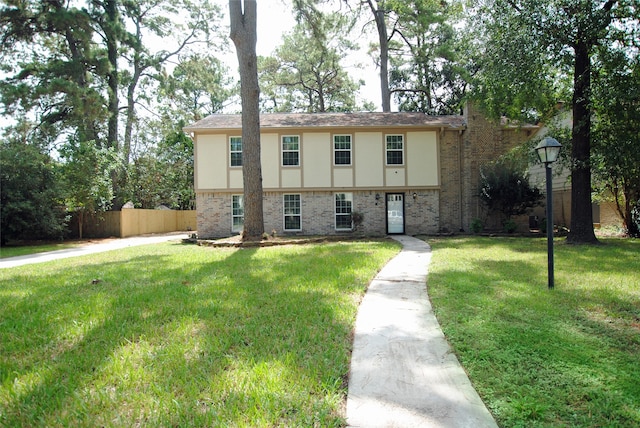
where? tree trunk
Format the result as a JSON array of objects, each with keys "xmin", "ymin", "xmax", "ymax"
[
  {"xmin": 567, "ymin": 39, "xmax": 598, "ymax": 244},
  {"xmin": 229, "ymin": 0, "xmax": 264, "ymax": 241},
  {"xmin": 369, "ymin": 2, "xmax": 391, "ymax": 112},
  {"xmin": 78, "ymin": 210, "xmax": 84, "ymax": 240},
  {"xmin": 124, "ymin": 52, "xmax": 142, "ymax": 165},
  {"xmin": 63, "ymin": 27, "xmax": 99, "ymax": 144},
  {"xmin": 98, "ymin": 0, "xmax": 124, "ymax": 209},
  {"xmin": 623, "ymin": 187, "xmax": 639, "ymax": 237},
  {"xmin": 103, "ymin": 0, "xmax": 119, "ymax": 151},
  {"xmin": 123, "ymin": 77, "xmax": 136, "ymax": 165}
]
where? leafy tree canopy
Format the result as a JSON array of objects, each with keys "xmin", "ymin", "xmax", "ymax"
[
  {"xmin": 259, "ymin": 11, "xmax": 368, "ymax": 112},
  {"xmin": 0, "ymin": 124, "xmax": 67, "ymax": 245},
  {"xmin": 592, "ymin": 44, "xmax": 640, "ymax": 236},
  {"xmin": 469, "ymin": 0, "xmax": 638, "ymax": 243}
]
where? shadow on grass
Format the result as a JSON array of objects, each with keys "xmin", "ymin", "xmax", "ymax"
[
  {"xmin": 426, "ymin": 237, "xmax": 640, "ymax": 427},
  {"xmin": 1, "ymin": 241, "xmax": 393, "ymax": 426}
]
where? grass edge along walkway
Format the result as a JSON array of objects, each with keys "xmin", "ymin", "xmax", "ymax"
[
  {"xmin": 0, "ymin": 239, "xmax": 400, "ymax": 427},
  {"xmin": 426, "ymin": 236, "xmax": 640, "ymax": 427}
]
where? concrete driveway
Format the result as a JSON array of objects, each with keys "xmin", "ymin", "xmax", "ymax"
[{"xmin": 0, "ymin": 233, "xmax": 190, "ymax": 269}]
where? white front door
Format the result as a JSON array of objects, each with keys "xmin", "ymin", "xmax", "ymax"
[{"xmin": 386, "ymin": 193, "xmax": 404, "ymax": 234}]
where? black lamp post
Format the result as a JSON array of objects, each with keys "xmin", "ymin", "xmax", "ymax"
[{"xmin": 535, "ymin": 137, "xmax": 562, "ymax": 289}]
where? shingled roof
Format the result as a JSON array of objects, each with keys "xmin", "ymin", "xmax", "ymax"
[{"xmin": 184, "ymin": 112, "xmax": 467, "ymax": 132}]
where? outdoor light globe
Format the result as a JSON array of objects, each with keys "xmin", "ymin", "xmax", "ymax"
[{"xmin": 535, "ymin": 137, "xmax": 562, "ymax": 164}]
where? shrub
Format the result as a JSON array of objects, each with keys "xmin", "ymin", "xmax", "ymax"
[
  {"xmin": 503, "ymin": 219, "xmax": 517, "ymax": 233},
  {"xmin": 351, "ymin": 211, "xmax": 364, "ymax": 231},
  {"xmin": 1, "ymin": 140, "xmax": 67, "ymax": 244},
  {"xmin": 480, "ymin": 159, "xmax": 543, "ymax": 225},
  {"xmin": 470, "ymin": 218, "xmax": 484, "ymax": 234}
]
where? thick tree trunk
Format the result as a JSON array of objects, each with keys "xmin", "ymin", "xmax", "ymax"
[
  {"xmin": 229, "ymin": 0, "xmax": 264, "ymax": 241},
  {"xmin": 369, "ymin": 2, "xmax": 391, "ymax": 112},
  {"xmin": 622, "ymin": 188, "xmax": 639, "ymax": 237},
  {"xmin": 567, "ymin": 40, "xmax": 598, "ymax": 244}
]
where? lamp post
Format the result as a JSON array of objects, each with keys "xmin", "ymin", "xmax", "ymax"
[{"xmin": 535, "ymin": 137, "xmax": 562, "ymax": 289}]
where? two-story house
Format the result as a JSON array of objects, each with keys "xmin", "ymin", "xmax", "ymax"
[{"xmin": 184, "ymin": 104, "xmax": 536, "ymax": 238}]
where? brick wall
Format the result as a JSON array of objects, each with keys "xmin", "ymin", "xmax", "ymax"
[
  {"xmin": 195, "ymin": 105, "xmax": 537, "ymax": 238},
  {"xmin": 458, "ymin": 103, "xmax": 535, "ymax": 231},
  {"xmin": 196, "ymin": 190, "xmax": 440, "ymax": 239},
  {"xmin": 404, "ymin": 190, "xmax": 440, "ymax": 235},
  {"xmin": 196, "ymin": 192, "xmax": 227, "ymax": 238},
  {"xmin": 438, "ymin": 129, "xmax": 463, "ymax": 233}
]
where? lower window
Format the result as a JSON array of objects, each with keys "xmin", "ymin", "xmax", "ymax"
[
  {"xmin": 335, "ymin": 193, "xmax": 353, "ymax": 230},
  {"xmin": 283, "ymin": 194, "xmax": 301, "ymax": 231},
  {"xmin": 232, "ymin": 195, "xmax": 244, "ymax": 233}
]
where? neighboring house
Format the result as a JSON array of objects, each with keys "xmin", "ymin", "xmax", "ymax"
[
  {"xmin": 528, "ymin": 162, "xmax": 622, "ymax": 232},
  {"xmin": 184, "ymin": 104, "xmax": 537, "ymax": 238},
  {"xmin": 528, "ymin": 111, "xmax": 622, "ymax": 231}
]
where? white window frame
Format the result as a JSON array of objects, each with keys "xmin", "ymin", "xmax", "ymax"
[
  {"xmin": 333, "ymin": 135, "xmax": 352, "ymax": 166},
  {"xmin": 230, "ymin": 136, "xmax": 242, "ymax": 167},
  {"xmin": 283, "ymin": 194, "xmax": 302, "ymax": 231},
  {"xmin": 385, "ymin": 134, "xmax": 404, "ymax": 166},
  {"xmin": 282, "ymin": 135, "xmax": 300, "ymax": 167},
  {"xmin": 335, "ymin": 193, "xmax": 353, "ymax": 231},
  {"xmin": 231, "ymin": 194, "xmax": 244, "ymax": 233}
]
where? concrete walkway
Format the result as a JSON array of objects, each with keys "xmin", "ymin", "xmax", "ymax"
[
  {"xmin": 346, "ymin": 235, "xmax": 497, "ymax": 428},
  {"xmin": 0, "ymin": 233, "xmax": 190, "ymax": 269}
]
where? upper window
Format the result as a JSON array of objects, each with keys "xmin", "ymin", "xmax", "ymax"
[
  {"xmin": 282, "ymin": 136, "xmax": 300, "ymax": 166},
  {"xmin": 335, "ymin": 193, "xmax": 353, "ymax": 230},
  {"xmin": 230, "ymin": 136, "xmax": 242, "ymax": 167},
  {"xmin": 232, "ymin": 195, "xmax": 244, "ymax": 233},
  {"xmin": 334, "ymin": 135, "xmax": 352, "ymax": 165},
  {"xmin": 283, "ymin": 194, "xmax": 301, "ymax": 231},
  {"xmin": 386, "ymin": 135, "xmax": 404, "ymax": 165}
]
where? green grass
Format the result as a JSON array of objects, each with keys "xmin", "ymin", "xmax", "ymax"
[
  {"xmin": 0, "ymin": 242, "xmax": 82, "ymax": 259},
  {"xmin": 0, "ymin": 239, "xmax": 400, "ymax": 427},
  {"xmin": 427, "ymin": 236, "xmax": 640, "ymax": 427}
]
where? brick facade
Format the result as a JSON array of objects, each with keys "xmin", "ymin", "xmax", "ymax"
[
  {"xmin": 461, "ymin": 104, "xmax": 535, "ymax": 231},
  {"xmin": 433, "ymin": 104, "xmax": 536, "ymax": 233},
  {"xmin": 197, "ymin": 190, "xmax": 440, "ymax": 238},
  {"xmin": 190, "ymin": 105, "xmax": 537, "ymax": 238}
]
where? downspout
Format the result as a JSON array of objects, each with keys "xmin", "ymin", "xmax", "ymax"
[{"xmin": 459, "ymin": 128, "xmax": 465, "ymax": 232}]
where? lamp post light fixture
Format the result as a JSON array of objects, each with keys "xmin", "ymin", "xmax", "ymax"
[{"xmin": 535, "ymin": 137, "xmax": 562, "ymax": 289}]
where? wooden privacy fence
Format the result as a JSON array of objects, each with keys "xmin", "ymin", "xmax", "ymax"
[{"xmin": 73, "ymin": 209, "xmax": 196, "ymax": 238}]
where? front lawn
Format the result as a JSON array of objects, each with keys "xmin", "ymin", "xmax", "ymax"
[
  {"xmin": 427, "ymin": 237, "xmax": 640, "ymax": 427},
  {"xmin": 0, "ymin": 239, "xmax": 400, "ymax": 427},
  {"xmin": 0, "ymin": 242, "xmax": 82, "ymax": 259}
]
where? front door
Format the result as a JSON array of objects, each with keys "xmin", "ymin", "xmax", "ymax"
[{"xmin": 386, "ymin": 193, "xmax": 405, "ymax": 234}]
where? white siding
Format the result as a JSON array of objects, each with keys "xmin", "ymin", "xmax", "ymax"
[
  {"xmin": 385, "ymin": 167, "xmax": 406, "ymax": 187},
  {"xmin": 407, "ymin": 131, "xmax": 439, "ymax": 186},
  {"xmin": 196, "ymin": 134, "xmax": 227, "ymax": 190},
  {"xmin": 303, "ymin": 132, "xmax": 331, "ymax": 187},
  {"xmin": 333, "ymin": 168, "xmax": 353, "ymax": 187},
  {"xmin": 261, "ymin": 133, "xmax": 280, "ymax": 189},
  {"xmin": 355, "ymin": 132, "xmax": 384, "ymax": 187}
]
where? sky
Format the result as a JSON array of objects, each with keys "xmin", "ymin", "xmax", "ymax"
[{"xmin": 250, "ymin": 0, "xmax": 383, "ymax": 110}]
